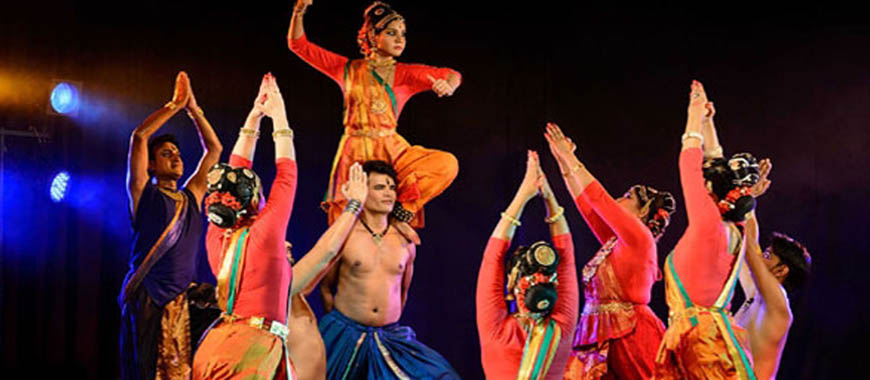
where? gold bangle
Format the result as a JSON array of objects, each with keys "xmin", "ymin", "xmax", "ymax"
[
  {"xmin": 681, "ymin": 132, "xmax": 704, "ymax": 145},
  {"xmin": 186, "ymin": 107, "xmax": 204, "ymax": 117},
  {"xmin": 561, "ymin": 163, "xmax": 583, "ymax": 176},
  {"xmin": 545, "ymin": 206, "xmax": 565, "ymax": 224},
  {"xmin": 239, "ymin": 128, "xmax": 260, "ymax": 138},
  {"xmin": 272, "ymin": 128, "xmax": 294, "ymax": 139},
  {"xmin": 500, "ymin": 212, "xmax": 521, "ymax": 227},
  {"xmin": 164, "ymin": 101, "xmax": 177, "ymax": 110}
]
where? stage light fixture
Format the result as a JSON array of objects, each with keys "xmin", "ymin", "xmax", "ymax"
[
  {"xmin": 50, "ymin": 82, "xmax": 80, "ymax": 114},
  {"xmin": 50, "ymin": 171, "xmax": 70, "ymax": 203}
]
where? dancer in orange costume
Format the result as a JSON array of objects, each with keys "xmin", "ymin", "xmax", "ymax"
[
  {"xmin": 288, "ymin": 1, "xmax": 460, "ymax": 234},
  {"xmin": 654, "ymin": 81, "xmax": 762, "ymax": 380}
]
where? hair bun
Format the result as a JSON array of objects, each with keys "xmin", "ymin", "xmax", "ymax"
[{"xmin": 723, "ymin": 195, "xmax": 756, "ymax": 222}]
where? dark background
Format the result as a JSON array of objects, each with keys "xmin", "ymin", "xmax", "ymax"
[{"xmin": 2, "ymin": 1, "xmax": 868, "ymax": 378}]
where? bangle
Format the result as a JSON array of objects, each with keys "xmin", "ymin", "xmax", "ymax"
[
  {"xmin": 164, "ymin": 101, "xmax": 178, "ymax": 110},
  {"xmin": 500, "ymin": 212, "xmax": 521, "ymax": 227},
  {"xmin": 681, "ymin": 132, "xmax": 704, "ymax": 145},
  {"xmin": 344, "ymin": 199, "xmax": 362, "ymax": 216},
  {"xmin": 545, "ymin": 206, "xmax": 565, "ymax": 224},
  {"xmin": 239, "ymin": 128, "xmax": 260, "ymax": 138},
  {"xmin": 186, "ymin": 107, "xmax": 204, "ymax": 117},
  {"xmin": 561, "ymin": 163, "xmax": 583, "ymax": 176},
  {"xmin": 272, "ymin": 128, "xmax": 294, "ymax": 139}
]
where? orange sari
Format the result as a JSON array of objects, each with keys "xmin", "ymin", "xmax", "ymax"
[{"xmin": 323, "ymin": 59, "xmax": 458, "ymax": 228}]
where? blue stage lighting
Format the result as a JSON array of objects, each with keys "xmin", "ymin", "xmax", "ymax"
[
  {"xmin": 50, "ymin": 171, "xmax": 70, "ymax": 202},
  {"xmin": 50, "ymin": 82, "xmax": 80, "ymax": 114}
]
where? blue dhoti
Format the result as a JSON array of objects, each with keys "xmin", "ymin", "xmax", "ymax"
[{"xmin": 319, "ymin": 309, "xmax": 461, "ymax": 380}]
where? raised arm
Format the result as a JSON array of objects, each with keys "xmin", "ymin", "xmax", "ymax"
[
  {"xmin": 536, "ymin": 154, "xmax": 569, "ymax": 238},
  {"xmin": 255, "ymin": 73, "xmax": 298, "ymax": 240},
  {"xmin": 739, "ymin": 159, "xmax": 773, "ymax": 297},
  {"xmin": 544, "ymin": 122, "xmax": 614, "ymax": 243},
  {"xmin": 262, "ymin": 74, "xmax": 295, "ymax": 161},
  {"xmin": 700, "ymin": 101, "xmax": 723, "ymax": 159},
  {"xmin": 744, "ymin": 210, "xmax": 792, "ymax": 326},
  {"xmin": 127, "ymin": 72, "xmax": 189, "ymax": 215},
  {"xmin": 287, "ymin": 0, "xmax": 349, "ymax": 88},
  {"xmin": 477, "ymin": 151, "xmax": 540, "ymax": 335},
  {"xmin": 231, "ymin": 75, "xmax": 269, "ymax": 163},
  {"xmin": 680, "ymin": 81, "xmax": 721, "ymax": 229},
  {"xmin": 181, "ymin": 74, "xmax": 223, "ymax": 209},
  {"xmin": 291, "ymin": 164, "xmax": 367, "ymax": 296}
]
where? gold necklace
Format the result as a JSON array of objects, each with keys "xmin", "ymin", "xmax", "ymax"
[{"xmin": 367, "ymin": 56, "xmax": 396, "ymax": 69}]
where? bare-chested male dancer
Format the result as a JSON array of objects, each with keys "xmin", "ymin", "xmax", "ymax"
[{"xmin": 318, "ymin": 160, "xmax": 459, "ymax": 380}]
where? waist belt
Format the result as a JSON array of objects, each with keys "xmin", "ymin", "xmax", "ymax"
[
  {"xmin": 344, "ymin": 127, "xmax": 396, "ymax": 138},
  {"xmin": 581, "ymin": 301, "xmax": 635, "ymax": 316},
  {"xmin": 222, "ymin": 314, "xmax": 289, "ymax": 340},
  {"xmin": 668, "ymin": 305, "xmax": 731, "ymax": 326}
]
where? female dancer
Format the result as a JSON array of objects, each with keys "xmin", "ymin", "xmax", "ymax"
[
  {"xmin": 193, "ymin": 74, "xmax": 298, "ymax": 379},
  {"xmin": 654, "ymin": 80, "xmax": 761, "ymax": 380},
  {"xmin": 544, "ymin": 122, "xmax": 675, "ymax": 380},
  {"xmin": 476, "ymin": 151, "xmax": 578, "ymax": 380},
  {"xmin": 288, "ymin": 1, "xmax": 460, "ymax": 234}
]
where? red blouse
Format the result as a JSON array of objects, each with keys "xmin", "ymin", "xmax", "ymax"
[
  {"xmin": 673, "ymin": 147, "xmax": 738, "ymax": 307},
  {"xmin": 476, "ymin": 234, "xmax": 579, "ymax": 380},
  {"xmin": 574, "ymin": 181, "xmax": 659, "ymax": 304},
  {"xmin": 287, "ymin": 33, "xmax": 460, "ymax": 117},
  {"xmin": 206, "ymin": 154, "xmax": 298, "ymax": 322}
]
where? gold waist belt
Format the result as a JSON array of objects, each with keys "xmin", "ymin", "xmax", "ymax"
[
  {"xmin": 581, "ymin": 301, "xmax": 635, "ymax": 316},
  {"xmin": 221, "ymin": 313, "xmax": 288, "ymax": 340},
  {"xmin": 344, "ymin": 127, "xmax": 396, "ymax": 138},
  {"xmin": 668, "ymin": 305, "xmax": 730, "ymax": 326}
]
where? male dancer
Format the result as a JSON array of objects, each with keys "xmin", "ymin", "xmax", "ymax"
[
  {"xmin": 736, "ymin": 161, "xmax": 812, "ymax": 379},
  {"xmin": 120, "ymin": 71, "xmax": 222, "ymax": 379},
  {"xmin": 318, "ymin": 160, "xmax": 459, "ymax": 380}
]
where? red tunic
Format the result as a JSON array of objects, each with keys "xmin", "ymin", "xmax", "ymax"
[
  {"xmin": 564, "ymin": 181, "xmax": 664, "ymax": 380},
  {"xmin": 476, "ymin": 234, "xmax": 579, "ymax": 380},
  {"xmin": 287, "ymin": 33, "xmax": 460, "ymax": 118},
  {"xmin": 673, "ymin": 148, "xmax": 738, "ymax": 307},
  {"xmin": 205, "ymin": 154, "xmax": 297, "ymax": 322}
]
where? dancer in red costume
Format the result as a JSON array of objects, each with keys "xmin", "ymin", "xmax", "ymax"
[
  {"xmin": 543, "ymin": 122, "xmax": 675, "ymax": 380},
  {"xmin": 288, "ymin": 0, "xmax": 460, "ymax": 235},
  {"xmin": 193, "ymin": 74, "xmax": 297, "ymax": 379},
  {"xmin": 476, "ymin": 151, "xmax": 579, "ymax": 380},
  {"xmin": 654, "ymin": 81, "xmax": 762, "ymax": 380}
]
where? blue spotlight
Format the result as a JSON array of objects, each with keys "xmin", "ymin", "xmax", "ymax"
[
  {"xmin": 50, "ymin": 171, "xmax": 70, "ymax": 203},
  {"xmin": 50, "ymin": 82, "xmax": 80, "ymax": 114}
]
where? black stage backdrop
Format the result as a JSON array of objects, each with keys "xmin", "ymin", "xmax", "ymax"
[{"xmin": 2, "ymin": 2, "xmax": 868, "ymax": 378}]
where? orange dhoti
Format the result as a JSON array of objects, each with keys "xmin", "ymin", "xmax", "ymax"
[
  {"xmin": 323, "ymin": 129, "xmax": 458, "ymax": 228},
  {"xmin": 654, "ymin": 254, "xmax": 756, "ymax": 380}
]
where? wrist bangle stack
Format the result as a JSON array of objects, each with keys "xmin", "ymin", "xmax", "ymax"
[
  {"xmin": 344, "ymin": 199, "xmax": 362, "ymax": 216},
  {"xmin": 545, "ymin": 206, "xmax": 565, "ymax": 224},
  {"xmin": 239, "ymin": 128, "xmax": 260, "ymax": 138},
  {"xmin": 500, "ymin": 212, "xmax": 521, "ymax": 227},
  {"xmin": 681, "ymin": 132, "xmax": 704, "ymax": 145},
  {"xmin": 272, "ymin": 128, "xmax": 294, "ymax": 139}
]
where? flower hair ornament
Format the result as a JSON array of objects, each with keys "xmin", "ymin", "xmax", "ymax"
[{"xmin": 204, "ymin": 163, "xmax": 261, "ymax": 228}]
